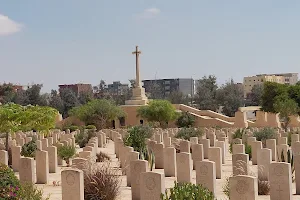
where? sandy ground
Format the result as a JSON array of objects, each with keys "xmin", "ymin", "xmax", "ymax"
[{"xmin": 32, "ymin": 140, "xmax": 300, "ymax": 200}]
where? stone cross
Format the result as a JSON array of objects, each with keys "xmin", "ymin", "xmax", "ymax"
[{"xmin": 132, "ymin": 46, "xmax": 142, "ymax": 88}]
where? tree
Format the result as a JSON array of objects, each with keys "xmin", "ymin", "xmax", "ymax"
[
  {"xmin": 194, "ymin": 75, "xmax": 218, "ymax": 111},
  {"xmin": 288, "ymin": 84, "xmax": 300, "ymax": 113},
  {"xmin": 78, "ymin": 91, "xmax": 94, "ymax": 105},
  {"xmin": 12, "ymin": 90, "xmax": 28, "ymax": 105},
  {"xmin": 0, "ymin": 103, "xmax": 58, "ymax": 151},
  {"xmin": 59, "ymin": 88, "xmax": 80, "ymax": 117},
  {"xmin": 216, "ymin": 79, "xmax": 244, "ymax": 117},
  {"xmin": 93, "ymin": 80, "xmax": 107, "ymax": 99},
  {"xmin": 49, "ymin": 90, "xmax": 64, "ymax": 114},
  {"xmin": 168, "ymin": 91, "xmax": 189, "ymax": 104},
  {"xmin": 137, "ymin": 100, "xmax": 178, "ymax": 128},
  {"xmin": 0, "ymin": 83, "xmax": 15, "ymax": 104},
  {"xmin": 246, "ymin": 84, "xmax": 263, "ymax": 106},
  {"xmin": 24, "ymin": 84, "xmax": 43, "ymax": 105},
  {"xmin": 176, "ymin": 111, "xmax": 195, "ymax": 128},
  {"xmin": 261, "ymin": 82, "xmax": 288, "ymax": 113},
  {"xmin": 274, "ymin": 95, "xmax": 299, "ymax": 131},
  {"xmin": 69, "ymin": 99, "xmax": 125, "ymax": 129}
]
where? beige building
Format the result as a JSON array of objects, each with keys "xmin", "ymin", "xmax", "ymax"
[{"xmin": 243, "ymin": 73, "xmax": 298, "ymax": 97}]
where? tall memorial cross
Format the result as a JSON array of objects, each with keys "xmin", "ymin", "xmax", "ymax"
[{"xmin": 132, "ymin": 46, "xmax": 141, "ymax": 88}]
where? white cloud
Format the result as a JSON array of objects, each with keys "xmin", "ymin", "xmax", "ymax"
[
  {"xmin": 137, "ymin": 8, "xmax": 161, "ymax": 19},
  {"xmin": 0, "ymin": 14, "xmax": 22, "ymax": 36}
]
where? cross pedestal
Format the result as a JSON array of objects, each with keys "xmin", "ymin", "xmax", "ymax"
[{"xmin": 125, "ymin": 46, "xmax": 149, "ymax": 105}]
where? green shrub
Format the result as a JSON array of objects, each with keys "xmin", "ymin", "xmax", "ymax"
[
  {"xmin": 21, "ymin": 140, "xmax": 37, "ymax": 158},
  {"xmin": 18, "ymin": 182, "xmax": 50, "ymax": 200},
  {"xmin": 0, "ymin": 163, "xmax": 21, "ymax": 199},
  {"xmin": 124, "ymin": 125, "xmax": 153, "ymax": 157},
  {"xmin": 253, "ymin": 128, "xmax": 276, "ymax": 147},
  {"xmin": 232, "ymin": 128, "xmax": 246, "ymax": 139},
  {"xmin": 75, "ymin": 129, "xmax": 96, "ymax": 148},
  {"xmin": 124, "ymin": 125, "xmax": 155, "ymax": 170},
  {"xmin": 57, "ymin": 145, "xmax": 76, "ymax": 166},
  {"xmin": 85, "ymin": 125, "xmax": 97, "ymax": 130},
  {"xmin": 175, "ymin": 128, "xmax": 204, "ymax": 140},
  {"xmin": 161, "ymin": 182, "xmax": 214, "ymax": 200},
  {"xmin": 176, "ymin": 111, "xmax": 195, "ymax": 128},
  {"xmin": 66, "ymin": 125, "xmax": 79, "ymax": 132},
  {"xmin": 96, "ymin": 152, "xmax": 111, "ymax": 162}
]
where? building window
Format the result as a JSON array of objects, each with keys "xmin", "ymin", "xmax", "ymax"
[{"xmin": 140, "ymin": 120, "xmax": 144, "ymax": 125}]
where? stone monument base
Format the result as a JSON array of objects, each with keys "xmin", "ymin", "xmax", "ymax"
[{"xmin": 125, "ymin": 87, "xmax": 148, "ymax": 106}]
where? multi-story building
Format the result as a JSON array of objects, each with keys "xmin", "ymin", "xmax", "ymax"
[
  {"xmin": 243, "ymin": 73, "xmax": 298, "ymax": 97},
  {"xmin": 107, "ymin": 81, "xmax": 129, "ymax": 96},
  {"xmin": 142, "ymin": 78, "xmax": 194, "ymax": 98},
  {"xmin": 58, "ymin": 83, "xmax": 93, "ymax": 97}
]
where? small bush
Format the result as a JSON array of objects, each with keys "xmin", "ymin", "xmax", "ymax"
[
  {"xmin": 18, "ymin": 182, "xmax": 50, "ymax": 200},
  {"xmin": 124, "ymin": 125, "xmax": 153, "ymax": 157},
  {"xmin": 85, "ymin": 125, "xmax": 97, "ymax": 130},
  {"xmin": 96, "ymin": 152, "xmax": 111, "ymax": 162},
  {"xmin": 57, "ymin": 145, "xmax": 76, "ymax": 166},
  {"xmin": 232, "ymin": 128, "xmax": 246, "ymax": 139},
  {"xmin": 175, "ymin": 128, "xmax": 204, "ymax": 140},
  {"xmin": 83, "ymin": 161, "xmax": 120, "ymax": 200},
  {"xmin": 65, "ymin": 125, "xmax": 79, "ymax": 132},
  {"xmin": 0, "ymin": 163, "xmax": 21, "ymax": 199},
  {"xmin": 75, "ymin": 129, "xmax": 97, "ymax": 148},
  {"xmin": 176, "ymin": 111, "xmax": 195, "ymax": 128},
  {"xmin": 253, "ymin": 128, "xmax": 276, "ymax": 147},
  {"xmin": 21, "ymin": 140, "xmax": 37, "ymax": 158},
  {"xmin": 161, "ymin": 182, "xmax": 214, "ymax": 200}
]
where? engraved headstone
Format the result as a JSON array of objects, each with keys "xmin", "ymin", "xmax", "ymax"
[
  {"xmin": 140, "ymin": 172, "xmax": 165, "ymax": 200},
  {"xmin": 36, "ymin": 150, "xmax": 49, "ymax": 184},
  {"xmin": 229, "ymin": 175, "xmax": 258, "ymax": 200},
  {"xmin": 164, "ymin": 147, "xmax": 176, "ymax": 177},
  {"xmin": 62, "ymin": 169, "xmax": 84, "ymax": 200},
  {"xmin": 269, "ymin": 162, "xmax": 292, "ymax": 200},
  {"xmin": 19, "ymin": 157, "xmax": 35, "ymax": 183},
  {"xmin": 196, "ymin": 160, "xmax": 216, "ymax": 195},
  {"xmin": 232, "ymin": 153, "xmax": 249, "ymax": 176},
  {"xmin": 191, "ymin": 144, "xmax": 204, "ymax": 169},
  {"xmin": 130, "ymin": 160, "xmax": 148, "ymax": 200},
  {"xmin": 208, "ymin": 147, "xmax": 222, "ymax": 179},
  {"xmin": 176, "ymin": 152, "xmax": 192, "ymax": 183}
]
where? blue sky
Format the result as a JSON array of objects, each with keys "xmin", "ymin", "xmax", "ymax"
[{"xmin": 1, "ymin": 0, "xmax": 300, "ymax": 92}]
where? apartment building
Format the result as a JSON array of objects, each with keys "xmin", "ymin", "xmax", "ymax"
[
  {"xmin": 58, "ymin": 83, "xmax": 93, "ymax": 97},
  {"xmin": 142, "ymin": 78, "xmax": 194, "ymax": 98},
  {"xmin": 243, "ymin": 73, "xmax": 298, "ymax": 97},
  {"xmin": 107, "ymin": 81, "xmax": 129, "ymax": 95}
]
